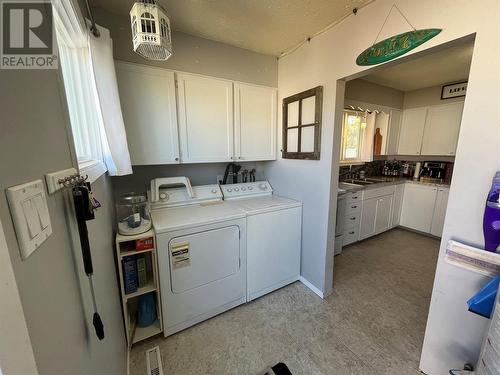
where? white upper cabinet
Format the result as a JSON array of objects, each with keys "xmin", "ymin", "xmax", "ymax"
[
  {"xmin": 397, "ymin": 107, "xmax": 427, "ymax": 155},
  {"xmin": 177, "ymin": 73, "xmax": 234, "ymax": 163},
  {"xmin": 115, "ymin": 62, "xmax": 179, "ymax": 165},
  {"xmin": 386, "ymin": 109, "xmax": 402, "ymax": 155},
  {"xmin": 421, "ymin": 102, "xmax": 464, "ymax": 156},
  {"xmin": 234, "ymin": 83, "xmax": 277, "ymax": 161}
]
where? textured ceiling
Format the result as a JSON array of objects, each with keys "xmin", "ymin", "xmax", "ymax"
[
  {"xmin": 362, "ymin": 41, "xmax": 474, "ymax": 91},
  {"xmin": 90, "ymin": 0, "xmax": 373, "ymax": 56}
]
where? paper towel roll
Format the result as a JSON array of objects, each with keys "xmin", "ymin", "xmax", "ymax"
[{"xmin": 414, "ymin": 162, "xmax": 421, "ymax": 180}]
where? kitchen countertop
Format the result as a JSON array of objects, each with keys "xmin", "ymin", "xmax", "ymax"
[{"xmin": 338, "ymin": 176, "xmax": 450, "ymax": 194}]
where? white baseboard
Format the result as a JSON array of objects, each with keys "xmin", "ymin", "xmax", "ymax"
[{"xmin": 299, "ymin": 276, "xmax": 324, "ymax": 299}]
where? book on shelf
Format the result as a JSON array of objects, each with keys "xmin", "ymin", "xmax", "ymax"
[
  {"xmin": 137, "ymin": 255, "xmax": 148, "ymax": 288},
  {"xmin": 123, "ymin": 255, "xmax": 138, "ymax": 294}
]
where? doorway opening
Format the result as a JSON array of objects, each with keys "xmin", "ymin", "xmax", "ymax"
[{"xmin": 331, "ymin": 36, "xmax": 475, "ymax": 371}]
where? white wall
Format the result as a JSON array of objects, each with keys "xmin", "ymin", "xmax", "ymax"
[
  {"xmin": 0, "ymin": 16, "xmax": 126, "ymax": 375},
  {"xmin": 264, "ymin": 1, "xmax": 500, "ymax": 373},
  {"xmin": 92, "ymin": 7, "xmax": 278, "ymax": 87},
  {"xmin": 345, "ymin": 79, "xmax": 404, "ymax": 109},
  {"xmin": 0, "ymin": 219, "xmax": 38, "ymax": 375}
]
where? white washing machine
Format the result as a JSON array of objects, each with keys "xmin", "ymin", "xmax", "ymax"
[
  {"xmin": 150, "ymin": 177, "xmax": 247, "ymax": 336},
  {"xmin": 222, "ymin": 181, "xmax": 302, "ymax": 301}
]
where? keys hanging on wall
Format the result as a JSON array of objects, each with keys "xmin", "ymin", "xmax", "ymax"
[{"xmin": 71, "ymin": 179, "xmax": 105, "ymax": 340}]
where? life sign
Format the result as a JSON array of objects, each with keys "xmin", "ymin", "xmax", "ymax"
[{"xmin": 356, "ymin": 28, "xmax": 442, "ymax": 66}]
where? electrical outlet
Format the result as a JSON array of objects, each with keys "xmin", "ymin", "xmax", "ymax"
[{"xmin": 216, "ymin": 175, "xmax": 223, "ymax": 184}]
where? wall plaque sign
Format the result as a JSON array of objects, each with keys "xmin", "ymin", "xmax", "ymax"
[{"xmin": 356, "ymin": 28, "xmax": 442, "ymax": 66}]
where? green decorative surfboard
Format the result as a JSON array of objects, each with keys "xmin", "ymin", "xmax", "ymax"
[{"xmin": 356, "ymin": 28, "xmax": 442, "ymax": 66}]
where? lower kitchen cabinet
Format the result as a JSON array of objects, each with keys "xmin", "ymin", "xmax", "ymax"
[
  {"xmin": 375, "ymin": 195, "xmax": 393, "ymax": 233},
  {"xmin": 430, "ymin": 187, "xmax": 450, "ymax": 237},
  {"xmin": 400, "ymin": 183, "xmax": 438, "ymax": 233},
  {"xmin": 359, "ymin": 188, "xmax": 393, "ymax": 240},
  {"xmin": 341, "ymin": 182, "xmax": 450, "ymax": 247},
  {"xmin": 343, "ymin": 191, "xmax": 362, "ymax": 246},
  {"xmin": 359, "ymin": 197, "xmax": 377, "ymax": 240},
  {"xmin": 391, "ymin": 183, "xmax": 404, "ymax": 227}
]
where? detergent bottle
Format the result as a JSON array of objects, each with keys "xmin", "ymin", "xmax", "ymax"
[{"xmin": 484, "ymin": 171, "xmax": 500, "ymax": 252}]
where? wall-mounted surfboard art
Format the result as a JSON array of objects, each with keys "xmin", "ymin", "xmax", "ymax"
[{"xmin": 356, "ymin": 28, "xmax": 442, "ymax": 66}]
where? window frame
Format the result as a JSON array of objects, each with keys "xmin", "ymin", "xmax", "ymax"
[
  {"xmin": 282, "ymin": 86, "xmax": 323, "ymax": 160},
  {"xmin": 54, "ymin": 15, "xmax": 107, "ymax": 183},
  {"xmin": 340, "ymin": 109, "xmax": 366, "ymax": 165}
]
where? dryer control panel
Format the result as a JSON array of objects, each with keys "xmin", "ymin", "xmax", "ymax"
[{"xmin": 221, "ymin": 181, "xmax": 273, "ymax": 199}]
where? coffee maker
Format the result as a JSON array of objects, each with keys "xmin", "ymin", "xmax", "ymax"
[{"xmin": 419, "ymin": 162, "xmax": 447, "ymax": 182}]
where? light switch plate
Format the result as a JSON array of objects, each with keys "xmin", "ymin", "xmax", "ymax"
[{"xmin": 6, "ymin": 179, "xmax": 52, "ymax": 260}]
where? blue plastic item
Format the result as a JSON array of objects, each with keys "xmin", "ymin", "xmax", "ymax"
[
  {"xmin": 467, "ymin": 275, "xmax": 500, "ymax": 318},
  {"xmin": 137, "ymin": 293, "xmax": 157, "ymax": 327}
]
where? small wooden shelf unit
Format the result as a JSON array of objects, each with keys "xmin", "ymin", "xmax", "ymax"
[{"xmin": 115, "ymin": 229, "xmax": 162, "ymax": 346}]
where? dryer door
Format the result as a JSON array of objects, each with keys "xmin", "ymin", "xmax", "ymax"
[{"xmin": 169, "ymin": 226, "xmax": 240, "ymax": 293}]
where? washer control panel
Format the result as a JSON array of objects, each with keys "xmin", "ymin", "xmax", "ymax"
[{"xmin": 221, "ymin": 181, "xmax": 273, "ymax": 199}]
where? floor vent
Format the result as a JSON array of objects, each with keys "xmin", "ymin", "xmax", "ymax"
[{"xmin": 146, "ymin": 346, "xmax": 163, "ymax": 375}]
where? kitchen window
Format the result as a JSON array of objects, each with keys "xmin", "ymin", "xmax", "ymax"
[{"xmin": 340, "ymin": 110, "xmax": 366, "ymax": 163}]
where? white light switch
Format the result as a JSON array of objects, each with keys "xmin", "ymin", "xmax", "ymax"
[{"xmin": 7, "ymin": 180, "xmax": 52, "ymax": 260}]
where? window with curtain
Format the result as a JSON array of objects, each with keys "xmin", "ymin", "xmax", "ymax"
[
  {"xmin": 52, "ymin": 0, "xmax": 131, "ymax": 180},
  {"xmin": 340, "ymin": 110, "xmax": 375, "ymax": 164}
]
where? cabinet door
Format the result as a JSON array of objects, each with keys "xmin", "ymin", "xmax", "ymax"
[
  {"xmin": 430, "ymin": 187, "xmax": 450, "ymax": 237},
  {"xmin": 115, "ymin": 62, "xmax": 179, "ymax": 165},
  {"xmin": 391, "ymin": 184, "xmax": 405, "ymax": 227},
  {"xmin": 375, "ymin": 195, "xmax": 393, "ymax": 234},
  {"xmin": 397, "ymin": 107, "xmax": 427, "ymax": 155},
  {"xmin": 177, "ymin": 73, "xmax": 234, "ymax": 163},
  {"xmin": 359, "ymin": 198, "xmax": 377, "ymax": 240},
  {"xmin": 421, "ymin": 102, "xmax": 464, "ymax": 156},
  {"xmin": 400, "ymin": 183, "xmax": 438, "ymax": 233},
  {"xmin": 386, "ymin": 109, "xmax": 402, "ymax": 155},
  {"xmin": 234, "ymin": 83, "xmax": 277, "ymax": 161}
]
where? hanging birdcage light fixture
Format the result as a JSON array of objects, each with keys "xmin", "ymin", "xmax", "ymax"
[{"xmin": 130, "ymin": 0, "xmax": 173, "ymax": 61}]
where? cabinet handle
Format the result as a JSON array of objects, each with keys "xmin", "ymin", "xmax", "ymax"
[
  {"xmin": 349, "ymin": 231, "xmax": 355, "ymax": 234},
  {"xmin": 351, "ymin": 205, "xmax": 358, "ymax": 208},
  {"xmin": 350, "ymin": 217, "xmax": 356, "ymax": 220},
  {"xmin": 238, "ymin": 156, "xmax": 243, "ymax": 160},
  {"xmin": 352, "ymin": 196, "xmax": 358, "ymax": 199},
  {"xmin": 175, "ymin": 157, "xmax": 179, "ymax": 161}
]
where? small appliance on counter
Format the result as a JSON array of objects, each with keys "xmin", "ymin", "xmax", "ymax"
[
  {"xmin": 484, "ymin": 171, "xmax": 500, "ymax": 252},
  {"xmin": 419, "ymin": 162, "xmax": 446, "ymax": 183},
  {"xmin": 116, "ymin": 193, "xmax": 151, "ymax": 236}
]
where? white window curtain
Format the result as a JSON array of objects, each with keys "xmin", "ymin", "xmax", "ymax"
[
  {"xmin": 361, "ymin": 111, "xmax": 376, "ymax": 162},
  {"xmin": 53, "ymin": 0, "xmax": 132, "ymax": 177},
  {"xmin": 89, "ymin": 25, "xmax": 132, "ymax": 176}
]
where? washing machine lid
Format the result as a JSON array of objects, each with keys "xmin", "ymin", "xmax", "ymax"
[
  {"xmin": 226, "ymin": 195, "xmax": 302, "ymax": 214},
  {"xmin": 152, "ymin": 202, "xmax": 245, "ymax": 233}
]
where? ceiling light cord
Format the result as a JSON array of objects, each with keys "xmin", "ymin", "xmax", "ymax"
[{"xmin": 279, "ymin": 0, "xmax": 376, "ymax": 59}]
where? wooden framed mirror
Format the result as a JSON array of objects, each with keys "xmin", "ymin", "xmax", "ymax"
[{"xmin": 282, "ymin": 86, "xmax": 323, "ymax": 160}]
